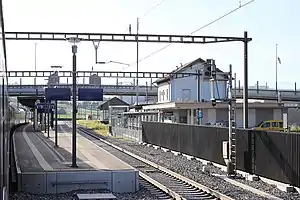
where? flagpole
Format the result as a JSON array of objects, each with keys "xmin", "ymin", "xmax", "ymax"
[{"xmin": 276, "ymin": 44, "xmax": 278, "ymax": 93}]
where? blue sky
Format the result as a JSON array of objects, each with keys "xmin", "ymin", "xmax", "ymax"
[{"xmin": 3, "ymin": 0, "xmax": 299, "ymax": 89}]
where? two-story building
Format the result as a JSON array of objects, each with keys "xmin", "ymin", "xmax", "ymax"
[
  {"xmin": 145, "ymin": 57, "xmax": 228, "ymax": 123},
  {"xmin": 141, "ymin": 57, "xmax": 284, "ymax": 127}
]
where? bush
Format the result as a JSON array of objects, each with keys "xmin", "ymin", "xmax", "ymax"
[
  {"xmin": 77, "ymin": 120, "xmax": 108, "ymax": 135},
  {"xmin": 290, "ymin": 125, "xmax": 300, "ymax": 132}
]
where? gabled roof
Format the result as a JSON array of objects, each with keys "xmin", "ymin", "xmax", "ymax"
[
  {"xmin": 153, "ymin": 57, "xmax": 224, "ymax": 85},
  {"xmin": 97, "ymin": 97, "xmax": 129, "ymax": 110}
]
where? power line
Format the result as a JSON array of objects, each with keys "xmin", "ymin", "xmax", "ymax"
[
  {"xmin": 124, "ymin": 0, "xmax": 167, "ymax": 33},
  {"xmin": 141, "ymin": 0, "xmax": 166, "ymax": 18},
  {"xmin": 125, "ymin": 0, "xmax": 256, "ymax": 69}
]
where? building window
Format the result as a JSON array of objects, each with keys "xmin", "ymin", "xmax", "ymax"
[{"xmin": 181, "ymin": 89, "xmax": 191, "ymax": 101}]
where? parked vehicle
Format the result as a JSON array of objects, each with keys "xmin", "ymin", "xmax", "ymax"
[{"xmin": 253, "ymin": 120, "xmax": 284, "ymax": 132}]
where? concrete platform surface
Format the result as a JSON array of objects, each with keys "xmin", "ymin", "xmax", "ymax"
[
  {"xmin": 77, "ymin": 193, "xmax": 116, "ymax": 199},
  {"xmin": 13, "ymin": 124, "xmax": 139, "ymax": 194}
]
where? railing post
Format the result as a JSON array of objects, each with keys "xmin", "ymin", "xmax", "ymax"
[
  {"xmin": 256, "ymin": 81, "xmax": 259, "ymax": 93},
  {"xmin": 295, "ymin": 82, "xmax": 297, "ymax": 95},
  {"xmin": 238, "ymin": 80, "xmax": 241, "ymax": 92}
]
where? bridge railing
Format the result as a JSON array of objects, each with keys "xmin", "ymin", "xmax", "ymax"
[
  {"xmin": 234, "ymin": 88, "xmax": 300, "ymax": 100},
  {"xmin": 7, "ymin": 84, "xmax": 300, "ymax": 100},
  {"xmin": 7, "ymin": 84, "xmax": 157, "ymax": 91}
]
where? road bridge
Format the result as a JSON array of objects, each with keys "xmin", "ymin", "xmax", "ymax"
[
  {"xmin": 7, "ymin": 84, "xmax": 157, "ymax": 96},
  {"xmin": 234, "ymin": 88, "xmax": 300, "ymax": 101},
  {"xmin": 7, "ymin": 84, "xmax": 300, "ymax": 101}
]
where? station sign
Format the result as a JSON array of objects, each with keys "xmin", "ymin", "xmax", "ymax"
[
  {"xmin": 45, "ymin": 88, "xmax": 71, "ymax": 101},
  {"xmin": 78, "ymin": 88, "xmax": 103, "ymax": 101}
]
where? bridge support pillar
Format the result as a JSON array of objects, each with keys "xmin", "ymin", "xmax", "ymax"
[
  {"xmin": 157, "ymin": 111, "xmax": 161, "ymax": 122},
  {"xmin": 41, "ymin": 112, "xmax": 45, "ymax": 132},
  {"xmin": 34, "ymin": 108, "xmax": 38, "ymax": 131},
  {"xmin": 190, "ymin": 109, "xmax": 194, "ymax": 125},
  {"xmin": 55, "ymin": 100, "xmax": 58, "ymax": 147}
]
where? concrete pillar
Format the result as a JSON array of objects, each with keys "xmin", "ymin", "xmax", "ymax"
[
  {"xmin": 191, "ymin": 109, "xmax": 194, "ymax": 125},
  {"xmin": 187, "ymin": 109, "xmax": 191, "ymax": 124},
  {"xmin": 157, "ymin": 111, "xmax": 161, "ymax": 122},
  {"xmin": 41, "ymin": 113, "xmax": 44, "ymax": 131},
  {"xmin": 273, "ymin": 108, "xmax": 283, "ymax": 120}
]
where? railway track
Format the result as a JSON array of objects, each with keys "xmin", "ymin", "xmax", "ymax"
[{"xmin": 76, "ymin": 126, "xmax": 234, "ymax": 200}]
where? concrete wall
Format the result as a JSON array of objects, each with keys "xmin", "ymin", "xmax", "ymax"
[
  {"xmin": 287, "ymin": 108, "xmax": 300, "ymax": 125},
  {"xmin": 255, "ymin": 108, "xmax": 274, "ymax": 125},
  {"xmin": 18, "ymin": 170, "xmax": 139, "ymax": 194}
]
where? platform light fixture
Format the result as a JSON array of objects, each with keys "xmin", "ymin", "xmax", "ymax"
[{"xmin": 66, "ymin": 37, "xmax": 81, "ymax": 168}]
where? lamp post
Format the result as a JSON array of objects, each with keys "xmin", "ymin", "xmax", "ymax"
[
  {"xmin": 94, "ymin": 60, "xmax": 130, "ymax": 102},
  {"xmin": 66, "ymin": 37, "xmax": 81, "ymax": 168}
]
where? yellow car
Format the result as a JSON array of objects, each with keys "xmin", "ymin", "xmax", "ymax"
[{"xmin": 253, "ymin": 120, "xmax": 284, "ymax": 132}]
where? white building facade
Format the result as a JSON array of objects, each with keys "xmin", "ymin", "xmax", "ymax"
[
  {"xmin": 147, "ymin": 57, "xmax": 283, "ymax": 126},
  {"xmin": 155, "ymin": 57, "xmax": 227, "ymax": 103}
]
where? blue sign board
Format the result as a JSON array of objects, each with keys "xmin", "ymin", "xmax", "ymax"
[
  {"xmin": 198, "ymin": 110, "xmax": 203, "ymax": 119},
  {"xmin": 78, "ymin": 88, "xmax": 103, "ymax": 101},
  {"xmin": 45, "ymin": 88, "xmax": 71, "ymax": 101},
  {"xmin": 36, "ymin": 103, "xmax": 55, "ymax": 110}
]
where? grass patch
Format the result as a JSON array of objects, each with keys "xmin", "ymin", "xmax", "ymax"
[
  {"xmin": 77, "ymin": 120, "xmax": 109, "ymax": 136},
  {"xmin": 290, "ymin": 125, "xmax": 300, "ymax": 132}
]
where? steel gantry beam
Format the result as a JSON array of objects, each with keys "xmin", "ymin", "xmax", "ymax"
[
  {"xmin": 6, "ymin": 30, "xmax": 252, "ymax": 128},
  {"xmin": 7, "ymin": 70, "xmax": 200, "ymax": 78},
  {"xmin": 5, "ymin": 31, "xmax": 252, "ymax": 43}
]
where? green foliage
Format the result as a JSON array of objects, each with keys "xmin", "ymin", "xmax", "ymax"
[
  {"xmin": 290, "ymin": 125, "xmax": 300, "ymax": 132},
  {"xmin": 77, "ymin": 120, "xmax": 109, "ymax": 136}
]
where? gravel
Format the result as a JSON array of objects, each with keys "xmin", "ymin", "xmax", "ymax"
[
  {"xmin": 233, "ymin": 178, "xmax": 300, "ymax": 200},
  {"xmin": 80, "ymin": 130, "xmax": 270, "ymax": 200},
  {"xmin": 102, "ymin": 135, "xmax": 300, "ymax": 200},
  {"xmin": 10, "ymin": 187, "xmax": 161, "ymax": 200}
]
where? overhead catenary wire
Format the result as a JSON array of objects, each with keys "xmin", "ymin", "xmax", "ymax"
[
  {"xmin": 124, "ymin": 0, "xmax": 167, "ymax": 33},
  {"xmin": 124, "ymin": 0, "xmax": 256, "ymax": 70}
]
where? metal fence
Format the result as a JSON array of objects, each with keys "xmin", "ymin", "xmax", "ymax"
[
  {"xmin": 142, "ymin": 121, "xmax": 300, "ymax": 188},
  {"xmin": 111, "ymin": 111, "xmax": 158, "ymax": 142}
]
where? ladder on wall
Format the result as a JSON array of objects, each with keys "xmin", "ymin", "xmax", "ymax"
[
  {"xmin": 251, "ymin": 128, "xmax": 256, "ymax": 174},
  {"xmin": 228, "ymin": 64, "xmax": 237, "ymax": 176},
  {"xmin": 230, "ymin": 94, "xmax": 237, "ymax": 175}
]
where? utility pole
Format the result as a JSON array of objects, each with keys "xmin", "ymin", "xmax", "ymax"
[
  {"xmin": 209, "ymin": 61, "xmax": 236, "ymax": 176},
  {"xmin": 196, "ymin": 69, "xmax": 201, "ymax": 125},
  {"xmin": 243, "ymin": 31, "xmax": 249, "ymax": 129},
  {"xmin": 34, "ymin": 43, "xmax": 37, "ymax": 85},
  {"xmin": 136, "ymin": 18, "xmax": 139, "ymax": 105},
  {"xmin": 227, "ymin": 64, "xmax": 236, "ymax": 176},
  {"xmin": 275, "ymin": 44, "xmax": 278, "ymax": 93}
]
